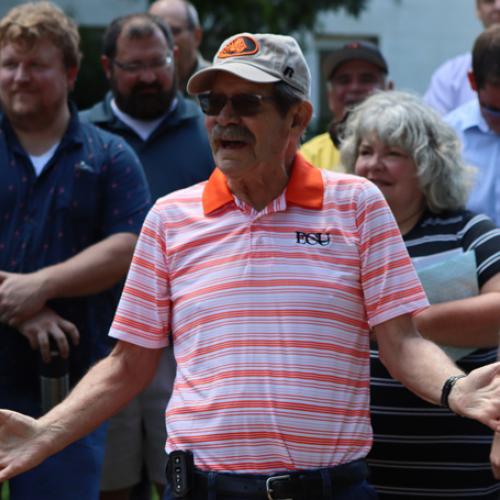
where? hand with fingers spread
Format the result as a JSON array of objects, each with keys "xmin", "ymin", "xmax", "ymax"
[
  {"xmin": 447, "ymin": 362, "xmax": 500, "ymax": 430},
  {"xmin": 0, "ymin": 271, "xmax": 48, "ymax": 327},
  {"xmin": 0, "ymin": 342, "xmax": 161, "ymax": 483},
  {"xmin": 0, "ymin": 410, "xmax": 56, "ymax": 482},
  {"xmin": 17, "ymin": 308, "xmax": 79, "ymax": 363}
]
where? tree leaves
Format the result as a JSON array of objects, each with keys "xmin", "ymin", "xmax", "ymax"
[{"xmin": 151, "ymin": 0, "xmax": 369, "ymax": 57}]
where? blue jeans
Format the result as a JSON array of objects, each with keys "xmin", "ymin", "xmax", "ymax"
[{"xmin": 8, "ymin": 424, "xmax": 107, "ymax": 500}]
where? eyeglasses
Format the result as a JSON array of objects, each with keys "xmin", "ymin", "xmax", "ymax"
[
  {"xmin": 198, "ymin": 92, "xmax": 276, "ymax": 116},
  {"xmin": 169, "ymin": 25, "xmax": 191, "ymax": 37},
  {"xmin": 480, "ymin": 101, "xmax": 500, "ymax": 119},
  {"xmin": 112, "ymin": 54, "xmax": 173, "ymax": 74}
]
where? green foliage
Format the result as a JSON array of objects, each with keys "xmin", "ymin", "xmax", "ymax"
[
  {"xmin": 197, "ymin": 0, "xmax": 367, "ymax": 36},
  {"xmin": 149, "ymin": 0, "xmax": 369, "ymax": 56}
]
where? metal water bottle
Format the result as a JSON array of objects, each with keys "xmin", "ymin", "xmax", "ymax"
[{"xmin": 39, "ymin": 339, "xmax": 70, "ymax": 413}]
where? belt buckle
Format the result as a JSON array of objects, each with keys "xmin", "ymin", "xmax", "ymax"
[{"xmin": 266, "ymin": 474, "xmax": 292, "ymax": 500}]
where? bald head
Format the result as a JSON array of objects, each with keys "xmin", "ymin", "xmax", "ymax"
[
  {"xmin": 150, "ymin": 0, "xmax": 200, "ymax": 29},
  {"xmin": 149, "ymin": 0, "xmax": 202, "ymax": 87}
]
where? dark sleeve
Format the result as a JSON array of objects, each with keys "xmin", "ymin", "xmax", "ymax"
[
  {"xmin": 100, "ymin": 134, "xmax": 151, "ymax": 236},
  {"xmin": 461, "ymin": 211, "xmax": 500, "ymax": 287}
]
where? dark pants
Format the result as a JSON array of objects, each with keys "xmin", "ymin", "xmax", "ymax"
[
  {"xmin": 163, "ymin": 480, "xmax": 377, "ymax": 499},
  {"xmin": 163, "ymin": 460, "xmax": 378, "ymax": 500}
]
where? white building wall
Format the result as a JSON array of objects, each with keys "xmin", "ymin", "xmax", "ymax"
[
  {"xmin": 0, "ymin": 0, "xmax": 148, "ymax": 25},
  {"xmin": 305, "ymin": 0, "xmax": 483, "ymax": 118}
]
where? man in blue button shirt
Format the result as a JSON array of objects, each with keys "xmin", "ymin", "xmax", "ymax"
[
  {"xmin": 444, "ymin": 24, "xmax": 500, "ymax": 481},
  {"xmin": 0, "ymin": 2, "xmax": 150, "ymax": 499},
  {"xmin": 445, "ymin": 25, "xmax": 500, "ymax": 227}
]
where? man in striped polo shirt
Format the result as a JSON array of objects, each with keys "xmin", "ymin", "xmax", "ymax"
[{"xmin": 2, "ymin": 32, "xmax": 500, "ymax": 500}]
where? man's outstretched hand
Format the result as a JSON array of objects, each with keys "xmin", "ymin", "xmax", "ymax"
[
  {"xmin": 449, "ymin": 362, "xmax": 500, "ymax": 430},
  {"xmin": 0, "ymin": 410, "xmax": 54, "ymax": 482}
]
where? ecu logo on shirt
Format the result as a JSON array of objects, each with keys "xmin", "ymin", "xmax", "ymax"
[
  {"xmin": 296, "ymin": 231, "xmax": 331, "ymax": 246},
  {"xmin": 218, "ymin": 35, "xmax": 259, "ymax": 58}
]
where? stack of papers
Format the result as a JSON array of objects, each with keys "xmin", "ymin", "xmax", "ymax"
[{"xmin": 413, "ymin": 249, "xmax": 478, "ymax": 361}]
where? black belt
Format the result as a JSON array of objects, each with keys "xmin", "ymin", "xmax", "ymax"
[{"xmin": 193, "ymin": 459, "xmax": 368, "ymax": 499}]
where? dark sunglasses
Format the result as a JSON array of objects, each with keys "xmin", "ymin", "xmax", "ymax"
[{"xmin": 198, "ymin": 92, "xmax": 275, "ymax": 116}]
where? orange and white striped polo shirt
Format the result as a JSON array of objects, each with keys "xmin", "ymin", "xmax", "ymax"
[{"xmin": 109, "ymin": 154, "xmax": 428, "ymax": 473}]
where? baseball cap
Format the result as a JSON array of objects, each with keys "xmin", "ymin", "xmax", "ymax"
[
  {"xmin": 323, "ymin": 41, "xmax": 388, "ymax": 80},
  {"xmin": 187, "ymin": 33, "xmax": 311, "ymax": 98}
]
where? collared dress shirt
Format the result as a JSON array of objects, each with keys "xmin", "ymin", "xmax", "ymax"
[
  {"xmin": 445, "ymin": 99, "xmax": 500, "ymax": 226},
  {"xmin": 424, "ymin": 52, "xmax": 476, "ymax": 115}
]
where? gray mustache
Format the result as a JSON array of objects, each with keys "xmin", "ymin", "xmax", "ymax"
[{"xmin": 211, "ymin": 124, "xmax": 254, "ymax": 143}]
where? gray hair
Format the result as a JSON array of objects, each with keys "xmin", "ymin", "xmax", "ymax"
[
  {"xmin": 273, "ymin": 81, "xmax": 304, "ymax": 117},
  {"xmin": 340, "ymin": 90, "xmax": 473, "ymax": 213}
]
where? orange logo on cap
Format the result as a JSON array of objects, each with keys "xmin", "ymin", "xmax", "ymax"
[{"xmin": 218, "ymin": 35, "xmax": 259, "ymax": 59}]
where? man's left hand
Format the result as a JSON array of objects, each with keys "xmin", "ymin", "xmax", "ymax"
[
  {"xmin": 448, "ymin": 362, "xmax": 500, "ymax": 430},
  {"xmin": 0, "ymin": 271, "xmax": 48, "ymax": 326}
]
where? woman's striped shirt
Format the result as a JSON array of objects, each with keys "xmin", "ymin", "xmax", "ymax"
[{"xmin": 369, "ymin": 209, "xmax": 500, "ymax": 499}]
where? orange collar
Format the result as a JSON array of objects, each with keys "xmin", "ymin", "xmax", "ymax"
[{"xmin": 202, "ymin": 153, "xmax": 324, "ymax": 215}]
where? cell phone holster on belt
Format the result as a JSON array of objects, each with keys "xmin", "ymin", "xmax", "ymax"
[{"xmin": 166, "ymin": 450, "xmax": 195, "ymax": 498}]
